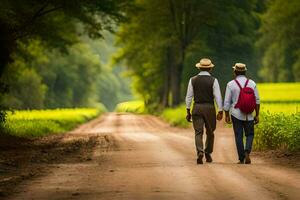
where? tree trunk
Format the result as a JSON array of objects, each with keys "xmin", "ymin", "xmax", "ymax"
[
  {"xmin": 170, "ymin": 45, "xmax": 185, "ymax": 107},
  {"xmin": 161, "ymin": 47, "xmax": 173, "ymax": 107},
  {"xmin": 170, "ymin": 63, "xmax": 180, "ymax": 107},
  {"xmin": 0, "ymin": 25, "xmax": 15, "ymax": 77}
]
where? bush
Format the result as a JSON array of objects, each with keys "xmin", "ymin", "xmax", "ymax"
[
  {"xmin": 161, "ymin": 105, "xmax": 190, "ymax": 128},
  {"xmin": 254, "ymin": 112, "xmax": 300, "ymax": 151}
]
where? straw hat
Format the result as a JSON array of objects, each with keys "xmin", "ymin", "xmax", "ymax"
[
  {"xmin": 195, "ymin": 58, "xmax": 214, "ymax": 69},
  {"xmin": 233, "ymin": 63, "xmax": 247, "ymax": 71}
]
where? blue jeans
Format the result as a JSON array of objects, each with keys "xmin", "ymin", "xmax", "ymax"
[{"xmin": 231, "ymin": 115, "xmax": 254, "ymax": 162}]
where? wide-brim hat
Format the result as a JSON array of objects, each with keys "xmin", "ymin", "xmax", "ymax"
[
  {"xmin": 195, "ymin": 58, "xmax": 214, "ymax": 68},
  {"xmin": 232, "ymin": 63, "xmax": 247, "ymax": 71}
]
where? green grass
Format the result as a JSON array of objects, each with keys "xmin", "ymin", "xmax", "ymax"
[
  {"xmin": 161, "ymin": 105, "xmax": 190, "ymax": 127},
  {"xmin": 254, "ymin": 112, "xmax": 300, "ymax": 151},
  {"xmin": 257, "ymin": 82, "xmax": 300, "ymax": 102},
  {"xmin": 115, "ymin": 100, "xmax": 145, "ymax": 114},
  {"xmin": 3, "ymin": 107, "xmax": 106, "ymax": 137}
]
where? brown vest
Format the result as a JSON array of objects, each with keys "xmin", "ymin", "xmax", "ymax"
[{"xmin": 191, "ymin": 75, "xmax": 215, "ymax": 104}]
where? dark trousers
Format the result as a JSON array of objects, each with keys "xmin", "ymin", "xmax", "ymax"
[
  {"xmin": 231, "ymin": 115, "xmax": 254, "ymax": 162},
  {"xmin": 192, "ymin": 103, "xmax": 216, "ymax": 157}
]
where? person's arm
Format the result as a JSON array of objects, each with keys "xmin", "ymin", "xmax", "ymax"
[
  {"xmin": 213, "ymin": 79, "xmax": 223, "ymax": 121},
  {"xmin": 254, "ymin": 85, "xmax": 260, "ymax": 124},
  {"xmin": 254, "ymin": 104, "xmax": 260, "ymax": 124},
  {"xmin": 185, "ymin": 79, "xmax": 193, "ymax": 122},
  {"xmin": 223, "ymin": 83, "xmax": 232, "ymax": 124}
]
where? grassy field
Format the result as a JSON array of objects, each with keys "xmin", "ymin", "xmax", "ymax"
[
  {"xmin": 261, "ymin": 103, "xmax": 300, "ymax": 113},
  {"xmin": 257, "ymin": 82, "xmax": 300, "ymax": 102},
  {"xmin": 3, "ymin": 106, "xmax": 106, "ymax": 137},
  {"xmin": 115, "ymin": 100, "xmax": 145, "ymax": 114},
  {"xmin": 255, "ymin": 83, "xmax": 300, "ymax": 150}
]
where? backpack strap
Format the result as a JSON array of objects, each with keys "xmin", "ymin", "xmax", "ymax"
[
  {"xmin": 244, "ymin": 79, "xmax": 249, "ymax": 88},
  {"xmin": 234, "ymin": 79, "xmax": 242, "ymax": 90}
]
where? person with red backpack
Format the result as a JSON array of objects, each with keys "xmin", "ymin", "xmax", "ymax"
[{"xmin": 224, "ymin": 63, "xmax": 260, "ymax": 164}]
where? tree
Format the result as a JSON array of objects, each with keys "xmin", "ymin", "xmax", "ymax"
[
  {"xmin": 1, "ymin": 34, "xmax": 133, "ymax": 110},
  {"xmin": 117, "ymin": 0, "xmax": 260, "ymax": 110},
  {"xmin": 0, "ymin": 0, "xmax": 132, "ymax": 73},
  {"xmin": 1, "ymin": 40, "xmax": 48, "ymax": 109},
  {"xmin": 0, "ymin": 0, "xmax": 133, "ymax": 124},
  {"xmin": 257, "ymin": 0, "xmax": 300, "ymax": 82}
]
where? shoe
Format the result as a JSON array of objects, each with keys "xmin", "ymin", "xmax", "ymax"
[
  {"xmin": 245, "ymin": 152, "xmax": 251, "ymax": 164},
  {"xmin": 197, "ymin": 155, "xmax": 203, "ymax": 164},
  {"xmin": 237, "ymin": 160, "xmax": 244, "ymax": 164},
  {"xmin": 205, "ymin": 153, "xmax": 213, "ymax": 163}
]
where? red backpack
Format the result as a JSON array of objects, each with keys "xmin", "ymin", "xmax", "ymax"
[{"xmin": 234, "ymin": 79, "xmax": 256, "ymax": 114}]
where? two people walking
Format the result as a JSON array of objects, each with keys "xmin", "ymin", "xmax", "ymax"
[{"xmin": 185, "ymin": 58, "xmax": 260, "ymax": 164}]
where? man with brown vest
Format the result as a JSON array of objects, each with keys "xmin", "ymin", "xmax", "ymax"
[{"xmin": 185, "ymin": 58, "xmax": 223, "ymax": 164}]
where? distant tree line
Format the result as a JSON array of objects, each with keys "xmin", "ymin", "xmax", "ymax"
[{"xmin": 1, "ymin": 36, "xmax": 132, "ymax": 110}]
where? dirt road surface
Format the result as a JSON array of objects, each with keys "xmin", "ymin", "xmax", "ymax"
[{"xmin": 4, "ymin": 113, "xmax": 300, "ymax": 200}]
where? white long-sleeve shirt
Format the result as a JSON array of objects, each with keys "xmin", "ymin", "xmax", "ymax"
[
  {"xmin": 185, "ymin": 71, "xmax": 223, "ymax": 111},
  {"xmin": 223, "ymin": 75, "xmax": 260, "ymax": 121}
]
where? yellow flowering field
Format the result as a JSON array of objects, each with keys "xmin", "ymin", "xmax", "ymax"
[{"xmin": 4, "ymin": 107, "xmax": 106, "ymax": 137}]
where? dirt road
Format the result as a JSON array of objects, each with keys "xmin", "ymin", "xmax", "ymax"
[{"xmin": 4, "ymin": 113, "xmax": 300, "ymax": 200}]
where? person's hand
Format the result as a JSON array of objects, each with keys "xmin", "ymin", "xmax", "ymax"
[
  {"xmin": 217, "ymin": 111, "xmax": 223, "ymax": 121},
  {"xmin": 254, "ymin": 115, "xmax": 259, "ymax": 124},
  {"xmin": 186, "ymin": 108, "xmax": 192, "ymax": 122},
  {"xmin": 186, "ymin": 113, "xmax": 192, "ymax": 122},
  {"xmin": 225, "ymin": 115, "xmax": 231, "ymax": 124}
]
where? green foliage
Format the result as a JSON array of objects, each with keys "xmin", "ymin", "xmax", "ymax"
[
  {"xmin": 161, "ymin": 105, "xmax": 190, "ymax": 128},
  {"xmin": 257, "ymin": 0, "xmax": 300, "ymax": 82},
  {"xmin": 1, "ymin": 32, "xmax": 133, "ymax": 110},
  {"xmin": 0, "ymin": 0, "xmax": 133, "ymax": 125},
  {"xmin": 84, "ymin": 33, "xmax": 133, "ymax": 110},
  {"xmin": 115, "ymin": 0, "xmax": 169, "ymax": 107},
  {"xmin": 45, "ymin": 42, "xmax": 102, "ymax": 108},
  {"xmin": 2, "ymin": 67, "xmax": 47, "ymax": 109},
  {"xmin": 254, "ymin": 112, "xmax": 300, "ymax": 151},
  {"xmin": 3, "ymin": 107, "xmax": 105, "ymax": 137},
  {"xmin": 0, "ymin": 0, "xmax": 132, "ymax": 54},
  {"xmin": 115, "ymin": 101, "xmax": 145, "ymax": 114},
  {"xmin": 117, "ymin": 0, "xmax": 261, "ymax": 109},
  {"xmin": 1, "ymin": 40, "xmax": 99, "ymax": 109}
]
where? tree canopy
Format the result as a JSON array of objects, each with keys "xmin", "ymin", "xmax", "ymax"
[
  {"xmin": 116, "ymin": 0, "xmax": 261, "ymax": 109},
  {"xmin": 0, "ymin": 0, "xmax": 133, "ymax": 74}
]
